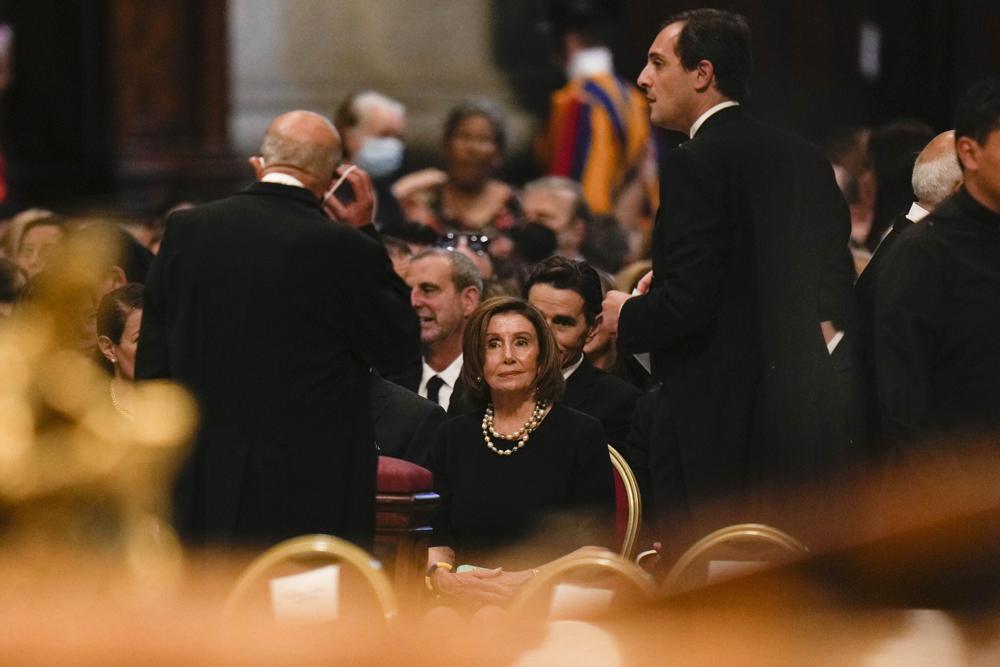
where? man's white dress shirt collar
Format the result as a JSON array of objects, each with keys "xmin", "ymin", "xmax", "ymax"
[
  {"xmin": 689, "ymin": 101, "xmax": 741, "ymax": 138},
  {"xmin": 562, "ymin": 353, "xmax": 586, "ymax": 380},
  {"xmin": 261, "ymin": 172, "xmax": 307, "ymax": 189},
  {"xmin": 419, "ymin": 354, "xmax": 463, "ymax": 412},
  {"xmin": 905, "ymin": 202, "xmax": 931, "ymax": 223}
]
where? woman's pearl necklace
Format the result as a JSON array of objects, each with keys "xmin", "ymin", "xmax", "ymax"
[
  {"xmin": 110, "ymin": 381, "xmax": 133, "ymax": 419},
  {"xmin": 482, "ymin": 400, "xmax": 548, "ymax": 456}
]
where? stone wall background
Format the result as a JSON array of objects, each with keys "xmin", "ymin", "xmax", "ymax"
[{"xmin": 228, "ymin": 0, "xmax": 556, "ymax": 179}]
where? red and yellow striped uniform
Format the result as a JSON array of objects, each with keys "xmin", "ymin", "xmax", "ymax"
[{"xmin": 544, "ymin": 73, "xmax": 653, "ymax": 215}]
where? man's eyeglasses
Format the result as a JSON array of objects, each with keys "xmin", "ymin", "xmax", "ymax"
[{"xmin": 437, "ymin": 232, "xmax": 491, "ymax": 256}]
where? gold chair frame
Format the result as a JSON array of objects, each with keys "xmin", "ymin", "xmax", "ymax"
[
  {"xmin": 608, "ymin": 444, "xmax": 642, "ymax": 559},
  {"xmin": 509, "ymin": 548, "xmax": 657, "ymax": 616},
  {"xmin": 662, "ymin": 523, "xmax": 809, "ymax": 593},
  {"xmin": 224, "ymin": 533, "xmax": 399, "ymax": 620}
]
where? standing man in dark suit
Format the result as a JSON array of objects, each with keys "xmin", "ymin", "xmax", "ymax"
[
  {"xmin": 857, "ymin": 130, "xmax": 960, "ymax": 320},
  {"xmin": 525, "ymin": 256, "xmax": 641, "ymax": 450},
  {"xmin": 601, "ymin": 10, "xmax": 860, "ymax": 551},
  {"xmin": 856, "ymin": 130, "xmax": 960, "ymax": 447},
  {"xmin": 874, "ymin": 79, "xmax": 1000, "ymax": 501},
  {"xmin": 136, "ymin": 110, "xmax": 419, "ymax": 548}
]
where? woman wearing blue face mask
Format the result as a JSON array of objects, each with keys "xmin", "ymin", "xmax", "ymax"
[{"xmin": 335, "ymin": 90, "xmax": 409, "ymax": 228}]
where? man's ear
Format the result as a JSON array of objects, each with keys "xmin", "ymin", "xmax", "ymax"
[
  {"xmin": 461, "ymin": 286, "xmax": 481, "ymax": 316},
  {"xmin": 693, "ymin": 59, "xmax": 716, "ymax": 93},
  {"xmin": 249, "ymin": 155, "xmax": 266, "ymax": 180},
  {"xmin": 585, "ymin": 313, "xmax": 604, "ymax": 345},
  {"xmin": 956, "ymin": 136, "xmax": 979, "ymax": 171}
]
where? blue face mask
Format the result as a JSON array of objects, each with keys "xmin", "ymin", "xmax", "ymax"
[{"xmin": 355, "ymin": 136, "xmax": 404, "ymax": 178}]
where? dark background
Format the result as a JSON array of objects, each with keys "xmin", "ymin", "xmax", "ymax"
[{"xmin": 1, "ymin": 0, "xmax": 997, "ymax": 216}]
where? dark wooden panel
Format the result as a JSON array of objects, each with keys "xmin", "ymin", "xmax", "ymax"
[
  {"xmin": 108, "ymin": 0, "xmax": 241, "ymax": 214},
  {"xmin": 0, "ymin": 0, "xmax": 112, "ymax": 209},
  {"xmin": 0, "ymin": 0, "xmax": 240, "ymax": 214}
]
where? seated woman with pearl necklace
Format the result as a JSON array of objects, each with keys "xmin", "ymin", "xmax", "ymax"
[{"xmin": 425, "ymin": 296, "xmax": 615, "ymax": 607}]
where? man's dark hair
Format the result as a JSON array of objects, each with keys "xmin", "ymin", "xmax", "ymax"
[
  {"xmin": 662, "ymin": 8, "xmax": 752, "ymax": 103},
  {"xmin": 382, "ymin": 221, "xmax": 439, "ymax": 248},
  {"xmin": 954, "ymin": 77, "xmax": 1000, "ymax": 146},
  {"xmin": 523, "ymin": 256, "xmax": 603, "ymax": 326},
  {"xmin": 382, "ymin": 235, "xmax": 412, "ymax": 262}
]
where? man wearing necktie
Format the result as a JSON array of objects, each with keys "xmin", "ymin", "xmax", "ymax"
[{"xmin": 405, "ymin": 248, "xmax": 482, "ymax": 414}]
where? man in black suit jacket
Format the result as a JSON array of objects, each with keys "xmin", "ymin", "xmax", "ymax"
[
  {"xmin": 525, "ymin": 256, "xmax": 641, "ymax": 450},
  {"xmin": 136, "ymin": 111, "xmax": 419, "ymax": 548},
  {"xmin": 874, "ymin": 79, "xmax": 1000, "ymax": 507},
  {"xmin": 602, "ymin": 10, "xmax": 861, "ymax": 551},
  {"xmin": 370, "ymin": 371, "xmax": 446, "ymax": 468},
  {"xmin": 855, "ymin": 130, "xmax": 960, "ymax": 447}
]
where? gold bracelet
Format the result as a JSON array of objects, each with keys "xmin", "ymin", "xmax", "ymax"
[{"xmin": 424, "ymin": 561, "xmax": 454, "ymax": 592}]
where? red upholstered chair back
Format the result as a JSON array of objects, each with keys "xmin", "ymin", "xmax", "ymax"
[
  {"xmin": 607, "ymin": 445, "xmax": 641, "ymax": 559},
  {"xmin": 376, "ymin": 456, "xmax": 433, "ymax": 494},
  {"xmin": 374, "ymin": 456, "xmax": 438, "ymax": 599}
]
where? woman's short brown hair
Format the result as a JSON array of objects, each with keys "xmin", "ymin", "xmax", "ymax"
[{"xmin": 461, "ymin": 296, "xmax": 564, "ymax": 407}]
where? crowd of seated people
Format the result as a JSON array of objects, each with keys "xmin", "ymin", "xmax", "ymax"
[{"xmin": 1, "ymin": 37, "xmax": 999, "ymax": 623}]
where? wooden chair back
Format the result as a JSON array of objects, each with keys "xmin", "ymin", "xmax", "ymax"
[
  {"xmin": 662, "ymin": 523, "xmax": 809, "ymax": 594},
  {"xmin": 608, "ymin": 444, "xmax": 642, "ymax": 559},
  {"xmin": 224, "ymin": 533, "xmax": 399, "ymax": 622}
]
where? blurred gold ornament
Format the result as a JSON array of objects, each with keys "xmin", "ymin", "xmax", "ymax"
[{"xmin": 0, "ymin": 304, "xmax": 198, "ymax": 605}]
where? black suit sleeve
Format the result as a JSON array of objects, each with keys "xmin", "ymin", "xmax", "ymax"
[
  {"xmin": 405, "ymin": 402, "xmax": 448, "ymax": 468},
  {"xmin": 601, "ymin": 383, "xmax": 642, "ymax": 451},
  {"xmin": 620, "ymin": 391, "xmax": 656, "ymax": 514},
  {"xmin": 818, "ymin": 182, "xmax": 856, "ymax": 328},
  {"xmin": 874, "ymin": 233, "xmax": 946, "ymax": 444},
  {"xmin": 135, "ymin": 216, "xmax": 180, "ymax": 380},
  {"xmin": 333, "ymin": 229, "xmax": 420, "ymax": 374},
  {"xmin": 617, "ymin": 145, "xmax": 731, "ymax": 353}
]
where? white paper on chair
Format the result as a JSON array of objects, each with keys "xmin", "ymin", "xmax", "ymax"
[
  {"xmin": 706, "ymin": 560, "xmax": 767, "ymax": 583},
  {"xmin": 269, "ymin": 564, "xmax": 340, "ymax": 623},
  {"xmin": 548, "ymin": 583, "xmax": 615, "ymax": 620}
]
